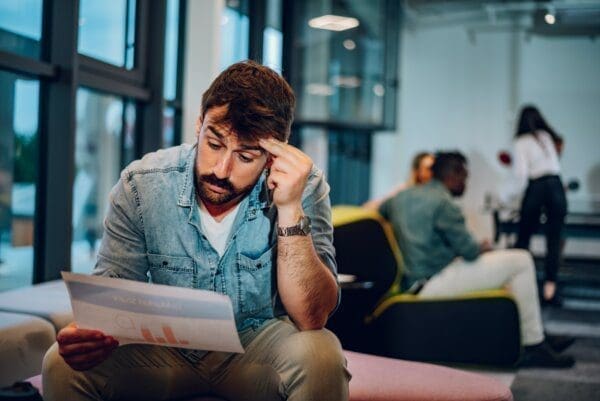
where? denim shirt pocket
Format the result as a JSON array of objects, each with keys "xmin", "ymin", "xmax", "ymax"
[
  {"xmin": 237, "ymin": 246, "xmax": 274, "ymax": 314},
  {"xmin": 147, "ymin": 254, "xmax": 196, "ymax": 288}
]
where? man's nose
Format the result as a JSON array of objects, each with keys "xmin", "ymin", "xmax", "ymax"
[{"xmin": 214, "ymin": 153, "xmax": 233, "ymax": 178}]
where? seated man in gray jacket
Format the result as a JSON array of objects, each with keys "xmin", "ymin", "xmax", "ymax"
[{"xmin": 379, "ymin": 151, "xmax": 574, "ymax": 368}]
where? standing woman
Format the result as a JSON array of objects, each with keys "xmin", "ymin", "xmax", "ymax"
[{"xmin": 512, "ymin": 105, "xmax": 567, "ymax": 305}]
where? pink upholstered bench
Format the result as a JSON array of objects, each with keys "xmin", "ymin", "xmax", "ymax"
[{"xmin": 29, "ymin": 350, "xmax": 512, "ymax": 401}]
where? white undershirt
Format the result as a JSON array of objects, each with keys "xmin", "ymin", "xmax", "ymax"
[{"xmin": 198, "ymin": 202, "xmax": 241, "ymax": 257}]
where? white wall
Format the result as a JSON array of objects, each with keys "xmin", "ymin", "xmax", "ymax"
[
  {"xmin": 182, "ymin": 0, "xmax": 223, "ymax": 144},
  {"xmin": 519, "ymin": 35, "xmax": 600, "ymax": 208},
  {"xmin": 372, "ymin": 24, "xmax": 600, "ymax": 240}
]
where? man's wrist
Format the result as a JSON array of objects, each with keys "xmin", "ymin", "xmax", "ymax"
[{"xmin": 277, "ymin": 204, "xmax": 304, "ymax": 227}]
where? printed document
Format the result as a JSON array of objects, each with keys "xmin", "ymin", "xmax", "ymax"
[{"xmin": 61, "ymin": 272, "xmax": 244, "ymax": 353}]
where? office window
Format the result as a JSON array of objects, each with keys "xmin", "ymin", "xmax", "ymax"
[
  {"xmin": 71, "ymin": 88, "xmax": 136, "ymax": 273},
  {"xmin": 0, "ymin": 71, "xmax": 39, "ymax": 291},
  {"xmin": 0, "ymin": 0, "xmax": 43, "ymax": 59},
  {"xmin": 78, "ymin": 0, "xmax": 136, "ymax": 68},
  {"xmin": 1, "ymin": 0, "xmax": 185, "ymax": 284},
  {"xmin": 221, "ymin": 0, "xmax": 249, "ymax": 70}
]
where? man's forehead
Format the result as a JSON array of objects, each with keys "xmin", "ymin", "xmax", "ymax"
[{"xmin": 206, "ymin": 125, "xmax": 264, "ymax": 151}]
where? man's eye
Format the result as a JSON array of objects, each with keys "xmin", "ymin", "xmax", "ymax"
[
  {"xmin": 208, "ymin": 142, "xmax": 221, "ymax": 150},
  {"xmin": 238, "ymin": 154, "xmax": 253, "ymax": 163}
]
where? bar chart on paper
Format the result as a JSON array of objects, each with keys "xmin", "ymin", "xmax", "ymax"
[{"xmin": 141, "ymin": 325, "xmax": 190, "ymax": 345}]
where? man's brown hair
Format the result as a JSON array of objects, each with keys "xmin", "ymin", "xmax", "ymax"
[{"xmin": 201, "ymin": 60, "xmax": 295, "ymax": 142}]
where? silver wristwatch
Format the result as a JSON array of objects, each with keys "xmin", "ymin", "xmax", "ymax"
[{"xmin": 277, "ymin": 215, "xmax": 312, "ymax": 236}]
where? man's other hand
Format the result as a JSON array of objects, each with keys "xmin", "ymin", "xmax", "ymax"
[{"xmin": 56, "ymin": 322, "xmax": 119, "ymax": 371}]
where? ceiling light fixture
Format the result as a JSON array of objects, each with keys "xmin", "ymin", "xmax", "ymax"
[
  {"xmin": 332, "ymin": 75, "xmax": 361, "ymax": 88},
  {"xmin": 306, "ymin": 83, "xmax": 335, "ymax": 96},
  {"xmin": 308, "ymin": 15, "xmax": 360, "ymax": 32},
  {"xmin": 343, "ymin": 39, "xmax": 356, "ymax": 50},
  {"xmin": 544, "ymin": 6, "xmax": 556, "ymax": 25}
]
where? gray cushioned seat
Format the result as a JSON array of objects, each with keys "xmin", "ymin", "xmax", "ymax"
[
  {"xmin": 0, "ymin": 311, "xmax": 56, "ymax": 387},
  {"xmin": 0, "ymin": 280, "xmax": 73, "ymax": 330}
]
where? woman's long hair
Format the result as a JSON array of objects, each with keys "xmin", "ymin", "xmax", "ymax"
[{"xmin": 515, "ymin": 105, "xmax": 561, "ymax": 141}]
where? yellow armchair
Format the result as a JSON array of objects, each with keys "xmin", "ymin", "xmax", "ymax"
[{"xmin": 328, "ymin": 206, "xmax": 521, "ymax": 366}]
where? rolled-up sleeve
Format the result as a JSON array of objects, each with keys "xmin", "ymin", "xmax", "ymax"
[
  {"xmin": 434, "ymin": 199, "xmax": 480, "ymax": 261},
  {"xmin": 301, "ymin": 167, "xmax": 340, "ymax": 310},
  {"xmin": 93, "ymin": 170, "xmax": 149, "ymax": 282},
  {"xmin": 301, "ymin": 168, "xmax": 337, "ymax": 274}
]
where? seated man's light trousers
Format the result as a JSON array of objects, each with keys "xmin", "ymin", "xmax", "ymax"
[{"xmin": 419, "ymin": 249, "xmax": 544, "ymax": 345}]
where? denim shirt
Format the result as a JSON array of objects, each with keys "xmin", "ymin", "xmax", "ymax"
[
  {"xmin": 93, "ymin": 143, "xmax": 339, "ymax": 336},
  {"xmin": 379, "ymin": 180, "xmax": 480, "ymax": 289}
]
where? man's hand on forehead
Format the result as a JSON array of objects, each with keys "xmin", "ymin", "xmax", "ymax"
[
  {"xmin": 258, "ymin": 138, "xmax": 313, "ymax": 213},
  {"xmin": 258, "ymin": 138, "xmax": 300, "ymax": 160}
]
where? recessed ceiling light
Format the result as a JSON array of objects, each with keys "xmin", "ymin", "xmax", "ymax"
[
  {"xmin": 545, "ymin": 6, "xmax": 556, "ymax": 25},
  {"xmin": 332, "ymin": 76, "xmax": 361, "ymax": 88},
  {"xmin": 343, "ymin": 39, "xmax": 356, "ymax": 50},
  {"xmin": 308, "ymin": 15, "xmax": 360, "ymax": 32},
  {"xmin": 373, "ymin": 84, "xmax": 385, "ymax": 97},
  {"xmin": 306, "ymin": 83, "xmax": 335, "ymax": 96}
]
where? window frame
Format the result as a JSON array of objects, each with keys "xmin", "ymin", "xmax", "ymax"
[{"xmin": 0, "ymin": 0, "xmax": 187, "ymax": 284}]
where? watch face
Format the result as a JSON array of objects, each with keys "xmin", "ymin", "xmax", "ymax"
[
  {"xmin": 300, "ymin": 215, "xmax": 312, "ymax": 234},
  {"xmin": 277, "ymin": 215, "xmax": 312, "ymax": 236}
]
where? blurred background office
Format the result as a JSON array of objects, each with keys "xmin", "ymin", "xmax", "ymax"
[
  {"xmin": 1, "ymin": 0, "xmax": 599, "ymax": 398},
  {"xmin": 0, "ymin": 0, "xmax": 598, "ymax": 315}
]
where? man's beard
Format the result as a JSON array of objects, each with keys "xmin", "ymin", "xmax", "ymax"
[
  {"xmin": 196, "ymin": 173, "xmax": 254, "ymax": 206},
  {"xmin": 450, "ymin": 186, "xmax": 465, "ymax": 197}
]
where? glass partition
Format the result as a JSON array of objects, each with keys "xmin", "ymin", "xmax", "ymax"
[
  {"xmin": 288, "ymin": 0, "xmax": 398, "ymax": 129},
  {"xmin": 78, "ymin": 0, "xmax": 136, "ymax": 68}
]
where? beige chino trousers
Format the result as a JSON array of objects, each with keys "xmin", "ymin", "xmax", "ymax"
[
  {"xmin": 419, "ymin": 249, "xmax": 545, "ymax": 346},
  {"xmin": 42, "ymin": 317, "xmax": 350, "ymax": 401}
]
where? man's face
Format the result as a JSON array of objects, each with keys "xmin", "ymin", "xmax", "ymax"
[
  {"xmin": 447, "ymin": 164, "xmax": 468, "ymax": 197},
  {"xmin": 195, "ymin": 105, "xmax": 269, "ymax": 207},
  {"xmin": 416, "ymin": 155, "xmax": 434, "ymax": 184}
]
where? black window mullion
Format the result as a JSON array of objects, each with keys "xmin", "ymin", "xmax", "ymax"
[
  {"xmin": 281, "ymin": 0, "xmax": 294, "ymax": 84},
  {"xmin": 175, "ymin": 0, "xmax": 187, "ymax": 103},
  {"xmin": 0, "ymin": 50, "xmax": 57, "ymax": 79},
  {"xmin": 172, "ymin": 0, "xmax": 187, "ymax": 146},
  {"xmin": 248, "ymin": 0, "xmax": 266, "ymax": 63},
  {"xmin": 383, "ymin": 0, "xmax": 400, "ymax": 130},
  {"xmin": 139, "ymin": 0, "xmax": 167, "ymax": 154},
  {"xmin": 78, "ymin": 55, "xmax": 145, "ymax": 86},
  {"xmin": 135, "ymin": 0, "xmax": 150, "ymax": 84},
  {"xmin": 78, "ymin": 69, "xmax": 151, "ymax": 101},
  {"xmin": 35, "ymin": 0, "xmax": 80, "ymax": 283}
]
